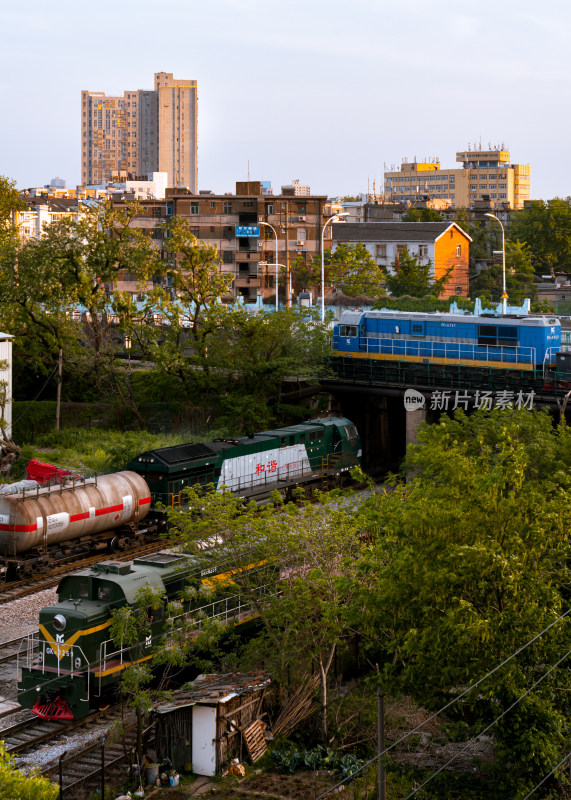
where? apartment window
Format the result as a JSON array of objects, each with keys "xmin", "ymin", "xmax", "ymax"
[
  {"xmin": 456, "ymin": 286, "xmax": 462, "ymax": 296},
  {"xmin": 375, "ymin": 244, "xmax": 387, "ymax": 258},
  {"xmin": 470, "ymin": 185, "xmax": 477, "ymax": 190},
  {"xmin": 266, "ymin": 203, "xmax": 274, "ymax": 215},
  {"xmin": 297, "ymin": 203, "xmax": 306, "ymax": 214},
  {"xmin": 499, "ymin": 193, "xmax": 507, "ymax": 198},
  {"xmin": 456, "ymin": 245, "xmax": 461, "ymax": 257},
  {"xmin": 449, "ymin": 176, "xmax": 455, "ymax": 183},
  {"xmin": 190, "ymin": 202, "xmax": 199, "ymax": 215},
  {"xmin": 190, "ymin": 226, "xmax": 199, "ymax": 236},
  {"xmin": 419, "ymin": 245, "xmax": 428, "ymax": 258},
  {"xmin": 210, "ymin": 202, "xmax": 215, "ymax": 209},
  {"xmin": 223, "ymin": 202, "xmax": 232, "ymax": 214},
  {"xmin": 298, "ymin": 228, "xmax": 307, "ymax": 240},
  {"xmin": 222, "ymin": 251, "xmax": 233, "ymax": 264},
  {"xmin": 499, "ymin": 183, "xmax": 506, "ymax": 188}
]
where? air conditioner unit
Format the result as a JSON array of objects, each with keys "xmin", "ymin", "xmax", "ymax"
[
  {"xmin": 298, "ymin": 215, "xmax": 306, "ymax": 222},
  {"xmin": 257, "ymin": 241, "xmax": 264, "ymax": 248},
  {"xmin": 297, "ymin": 240, "xmax": 305, "ymax": 246}
]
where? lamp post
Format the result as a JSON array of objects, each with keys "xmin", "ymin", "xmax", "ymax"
[
  {"xmin": 258, "ymin": 221, "xmax": 279, "ymax": 311},
  {"xmin": 485, "ymin": 213, "xmax": 507, "ymax": 314},
  {"xmin": 321, "ymin": 212, "xmax": 349, "ymax": 322}
]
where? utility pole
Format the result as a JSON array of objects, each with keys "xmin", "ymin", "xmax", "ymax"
[
  {"xmin": 55, "ymin": 348, "xmax": 63, "ymax": 431},
  {"xmin": 285, "ymin": 200, "xmax": 291, "ymax": 307}
]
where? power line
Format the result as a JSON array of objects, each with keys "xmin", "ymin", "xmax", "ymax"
[
  {"xmin": 314, "ymin": 607, "xmax": 571, "ymax": 799},
  {"xmin": 521, "ymin": 751, "xmax": 571, "ymax": 800},
  {"xmin": 401, "ymin": 648, "xmax": 571, "ymax": 799}
]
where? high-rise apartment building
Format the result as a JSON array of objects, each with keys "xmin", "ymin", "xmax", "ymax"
[
  {"xmin": 384, "ymin": 147, "xmax": 530, "ymax": 210},
  {"xmin": 81, "ymin": 72, "xmax": 197, "ymax": 191}
]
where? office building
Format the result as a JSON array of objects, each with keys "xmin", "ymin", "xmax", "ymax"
[
  {"xmin": 384, "ymin": 147, "xmax": 530, "ymax": 210},
  {"xmin": 81, "ymin": 72, "xmax": 197, "ymax": 191}
]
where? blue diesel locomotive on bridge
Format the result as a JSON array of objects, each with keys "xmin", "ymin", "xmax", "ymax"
[
  {"xmin": 330, "ymin": 304, "xmax": 571, "ymax": 395},
  {"xmin": 333, "ymin": 308, "xmax": 561, "ymax": 372}
]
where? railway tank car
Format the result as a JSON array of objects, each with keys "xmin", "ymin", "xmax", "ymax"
[
  {"xmin": 0, "ymin": 472, "xmax": 154, "ymax": 577},
  {"xmin": 0, "ymin": 417, "xmax": 361, "ymax": 577}
]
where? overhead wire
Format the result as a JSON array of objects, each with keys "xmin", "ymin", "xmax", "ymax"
[
  {"xmin": 314, "ymin": 606, "xmax": 571, "ymax": 799},
  {"xmin": 401, "ymin": 648, "xmax": 571, "ymax": 799},
  {"xmin": 520, "ymin": 751, "xmax": 571, "ymax": 800}
]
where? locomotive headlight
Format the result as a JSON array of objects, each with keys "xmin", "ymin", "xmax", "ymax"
[{"xmin": 52, "ymin": 614, "xmax": 67, "ymax": 632}]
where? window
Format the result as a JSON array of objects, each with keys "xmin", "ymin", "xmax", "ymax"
[
  {"xmin": 339, "ymin": 325, "xmax": 358, "ymax": 337},
  {"xmin": 345, "ymin": 424, "xmax": 358, "ymax": 439},
  {"xmin": 152, "ymin": 206, "xmax": 163, "ymax": 218},
  {"xmin": 297, "ymin": 203, "xmax": 306, "ymax": 214},
  {"xmin": 223, "ymin": 202, "xmax": 232, "ymax": 214},
  {"xmin": 189, "ymin": 226, "xmax": 199, "ymax": 236},
  {"xmin": 456, "ymin": 245, "xmax": 461, "ymax": 257},
  {"xmin": 190, "ymin": 202, "xmax": 199, "ymax": 215},
  {"xmin": 412, "ymin": 323, "xmax": 424, "ymax": 335},
  {"xmin": 376, "ymin": 244, "xmax": 387, "ymax": 258},
  {"xmin": 78, "ymin": 583, "xmax": 89, "ymax": 599},
  {"xmin": 222, "ymin": 251, "xmax": 233, "ymax": 264},
  {"xmin": 298, "ymin": 227, "xmax": 307, "ymax": 240},
  {"xmin": 456, "ymin": 286, "xmax": 462, "ymax": 296},
  {"xmin": 266, "ymin": 203, "xmax": 274, "ymax": 215},
  {"xmin": 419, "ymin": 245, "xmax": 428, "ymax": 258}
]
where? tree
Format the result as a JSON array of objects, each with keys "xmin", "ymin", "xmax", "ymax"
[
  {"xmin": 471, "ymin": 239, "xmax": 538, "ymax": 304},
  {"xmin": 355, "ymin": 410, "xmax": 571, "ymax": 796},
  {"xmin": 0, "ymin": 200, "xmax": 161, "ymax": 396},
  {"xmin": 167, "ymin": 487, "xmax": 366, "ymax": 743},
  {"xmin": 291, "ymin": 244, "xmax": 386, "ymax": 299},
  {"xmin": 0, "ymin": 743, "xmax": 58, "ymax": 799},
  {"xmin": 402, "ymin": 207, "xmax": 444, "ymax": 222},
  {"xmin": 510, "ymin": 197, "xmax": 571, "ymax": 276},
  {"xmin": 0, "ymin": 176, "xmax": 24, "ymax": 247},
  {"xmin": 386, "ymin": 248, "xmax": 450, "ymax": 297}
]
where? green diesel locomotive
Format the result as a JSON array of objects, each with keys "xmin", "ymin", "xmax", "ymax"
[
  {"xmin": 126, "ymin": 417, "xmax": 362, "ymax": 506},
  {"xmin": 18, "ymin": 552, "xmax": 267, "ymax": 720}
]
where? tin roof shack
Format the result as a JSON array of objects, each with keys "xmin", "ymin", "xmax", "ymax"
[{"xmin": 152, "ymin": 671, "xmax": 271, "ymax": 776}]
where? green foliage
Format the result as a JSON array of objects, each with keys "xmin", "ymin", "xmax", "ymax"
[
  {"xmin": 373, "ymin": 295, "xmax": 474, "ymax": 312},
  {"xmin": 386, "ymin": 248, "xmax": 449, "ymax": 297},
  {"xmin": 471, "ymin": 240, "xmax": 537, "ymax": 304},
  {"xmin": 292, "ymin": 245, "xmax": 386, "ymax": 298},
  {"xmin": 0, "ymin": 742, "xmax": 58, "ymax": 799},
  {"xmin": 270, "ymin": 744, "xmax": 365, "ymax": 779},
  {"xmin": 509, "ymin": 197, "xmax": 571, "ymax": 276},
  {"xmin": 402, "ymin": 207, "xmax": 444, "ymax": 222},
  {"xmin": 355, "ymin": 409, "xmax": 571, "ymax": 795}
]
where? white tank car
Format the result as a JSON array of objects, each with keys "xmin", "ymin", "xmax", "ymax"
[{"xmin": 0, "ymin": 471, "xmax": 151, "ymax": 555}]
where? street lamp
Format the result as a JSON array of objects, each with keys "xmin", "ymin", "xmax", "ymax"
[
  {"xmin": 258, "ymin": 221, "xmax": 279, "ymax": 311},
  {"xmin": 321, "ymin": 212, "xmax": 349, "ymax": 321},
  {"xmin": 485, "ymin": 213, "xmax": 507, "ymax": 314}
]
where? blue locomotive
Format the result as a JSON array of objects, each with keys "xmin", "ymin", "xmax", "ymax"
[{"xmin": 333, "ymin": 307, "xmax": 562, "ymax": 373}]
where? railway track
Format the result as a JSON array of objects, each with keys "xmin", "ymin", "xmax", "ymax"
[
  {"xmin": 0, "ymin": 539, "xmax": 174, "ymax": 605},
  {"xmin": 41, "ymin": 721, "xmax": 143, "ymax": 799},
  {"xmin": 0, "ymin": 633, "xmax": 33, "ymax": 665},
  {"xmin": 0, "ymin": 708, "xmax": 112, "ymax": 755}
]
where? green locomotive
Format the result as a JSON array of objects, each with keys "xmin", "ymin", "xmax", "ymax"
[
  {"xmin": 18, "ymin": 552, "xmax": 267, "ymax": 720},
  {"xmin": 126, "ymin": 417, "xmax": 362, "ymax": 506}
]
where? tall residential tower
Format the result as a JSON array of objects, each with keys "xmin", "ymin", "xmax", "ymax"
[{"xmin": 81, "ymin": 72, "xmax": 197, "ymax": 191}]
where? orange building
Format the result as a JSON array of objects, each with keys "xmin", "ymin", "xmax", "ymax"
[{"xmin": 332, "ymin": 221, "xmax": 472, "ymax": 298}]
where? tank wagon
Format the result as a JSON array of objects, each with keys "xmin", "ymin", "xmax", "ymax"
[
  {"xmin": 333, "ymin": 309, "xmax": 562, "ymax": 373},
  {"xmin": 2, "ymin": 417, "xmax": 361, "ymax": 577},
  {"xmin": 0, "ymin": 472, "xmax": 156, "ymax": 578},
  {"xmin": 126, "ymin": 417, "xmax": 362, "ymax": 507},
  {"xmin": 18, "ymin": 552, "xmax": 269, "ymax": 720}
]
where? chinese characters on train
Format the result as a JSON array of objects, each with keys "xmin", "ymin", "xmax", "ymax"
[{"xmin": 430, "ymin": 389, "xmax": 535, "ymax": 411}]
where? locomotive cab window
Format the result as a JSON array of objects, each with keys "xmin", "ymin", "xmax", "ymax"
[
  {"xmin": 339, "ymin": 325, "xmax": 358, "ymax": 337},
  {"xmin": 344, "ymin": 424, "xmax": 358, "ymax": 439},
  {"xmin": 97, "ymin": 584, "xmax": 113, "ymax": 602},
  {"xmin": 77, "ymin": 583, "xmax": 89, "ymax": 599}
]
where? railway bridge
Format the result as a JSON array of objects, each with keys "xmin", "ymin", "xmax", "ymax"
[{"xmin": 321, "ymin": 356, "xmax": 571, "ymax": 476}]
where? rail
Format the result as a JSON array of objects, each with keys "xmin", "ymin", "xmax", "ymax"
[{"xmin": 344, "ymin": 337, "xmax": 538, "ymax": 366}]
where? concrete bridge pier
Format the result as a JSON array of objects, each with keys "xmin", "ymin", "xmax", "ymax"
[{"xmin": 405, "ymin": 407, "xmax": 427, "ymax": 452}]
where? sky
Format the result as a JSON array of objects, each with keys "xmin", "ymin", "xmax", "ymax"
[{"xmin": 1, "ymin": 0, "xmax": 570, "ymax": 199}]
